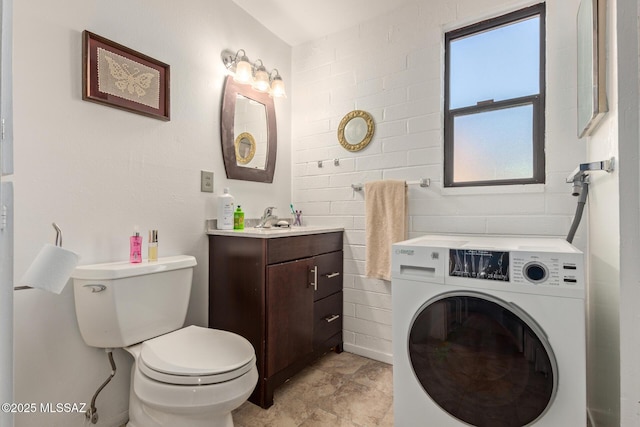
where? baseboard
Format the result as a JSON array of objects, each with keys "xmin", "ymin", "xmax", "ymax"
[
  {"xmin": 99, "ymin": 409, "xmax": 128, "ymax": 427},
  {"xmin": 587, "ymin": 407, "xmax": 595, "ymax": 427},
  {"xmin": 343, "ymin": 343, "xmax": 393, "ymax": 365}
]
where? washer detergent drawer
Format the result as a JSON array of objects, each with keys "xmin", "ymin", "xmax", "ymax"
[{"xmin": 391, "ymin": 244, "xmax": 446, "ymax": 282}]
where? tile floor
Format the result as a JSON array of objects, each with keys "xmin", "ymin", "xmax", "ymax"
[{"xmin": 233, "ymin": 351, "xmax": 394, "ymax": 427}]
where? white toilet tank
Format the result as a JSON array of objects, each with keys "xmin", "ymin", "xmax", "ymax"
[{"xmin": 72, "ymin": 255, "xmax": 197, "ymax": 348}]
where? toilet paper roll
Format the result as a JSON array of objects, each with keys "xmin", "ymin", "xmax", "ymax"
[{"xmin": 18, "ymin": 244, "xmax": 80, "ymax": 294}]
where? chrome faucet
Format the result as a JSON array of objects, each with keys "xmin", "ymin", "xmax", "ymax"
[
  {"xmin": 565, "ymin": 157, "xmax": 614, "ymax": 196},
  {"xmin": 256, "ymin": 206, "xmax": 278, "ymax": 228}
]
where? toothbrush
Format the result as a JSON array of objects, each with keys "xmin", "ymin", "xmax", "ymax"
[{"xmin": 290, "ymin": 204, "xmax": 296, "ymax": 215}]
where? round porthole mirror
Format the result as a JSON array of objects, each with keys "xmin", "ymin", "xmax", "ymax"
[
  {"xmin": 338, "ymin": 110, "xmax": 375, "ymax": 152},
  {"xmin": 234, "ymin": 132, "xmax": 256, "ymax": 165}
]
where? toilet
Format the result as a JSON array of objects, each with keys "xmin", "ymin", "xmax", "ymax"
[{"xmin": 71, "ymin": 255, "xmax": 258, "ymax": 427}]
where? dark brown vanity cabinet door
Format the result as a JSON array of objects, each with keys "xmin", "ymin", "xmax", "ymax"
[
  {"xmin": 266, "ymin": 258, "xmax": 314, "ymax": 376},
  {"xmin": 209, "ymin": 231, "xmax": 343, "ymax": 409}
]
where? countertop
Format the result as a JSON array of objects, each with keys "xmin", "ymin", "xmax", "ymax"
[{"xmin": 206, "ymin": 225, "xmax": 344, "ymax": 238}]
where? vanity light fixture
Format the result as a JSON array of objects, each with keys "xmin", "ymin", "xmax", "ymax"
[
  {"xmin": 269, "ymin": 69, "xmax": 286, "ymax": 98},
  {"xmin": 220, "ymin": 49, "xmax": 252, "ymax": 84},
  {"xmin": 221, "ymin": 49, "xmax": 286, "ymax": 98},
  {"xmin": 252, "ymin": 59, "xmax": 271, "ymax": 92}
]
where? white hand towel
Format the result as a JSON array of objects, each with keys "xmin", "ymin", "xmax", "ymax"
[{"xmin": 365, "ymin": 180, "xmax": 407, "ymax": 281}]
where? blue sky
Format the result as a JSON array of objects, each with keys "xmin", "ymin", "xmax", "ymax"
[{"xmin": 449, "ymin": 15, "xmax": 540, "ymax": 182}]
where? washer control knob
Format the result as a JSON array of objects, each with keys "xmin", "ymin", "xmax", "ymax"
[{"xmin": 524, "ymin": 262, "xmax": 548, "ymax": 283}]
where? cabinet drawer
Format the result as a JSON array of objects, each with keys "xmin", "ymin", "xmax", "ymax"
[
  {"xmin": 314, "ymin": 291, "xmax": 342, "ymax": 349},
  {"xmin": 313, "ymin": 251, "xmax": 343, "ymax": 301},
  {"xmin": 267, "ymin": 232, "xmax": 342, "ymax": 264}
]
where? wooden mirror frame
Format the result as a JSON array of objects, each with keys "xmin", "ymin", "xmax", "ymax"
[{"xmin": 221, "ymin": 76, "xmax": 277, "ymax": 182}]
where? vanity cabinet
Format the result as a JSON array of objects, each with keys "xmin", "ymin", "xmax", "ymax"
[{"xmin": 208, "ymin": 231, "xmax": 343, "ymax": 409}]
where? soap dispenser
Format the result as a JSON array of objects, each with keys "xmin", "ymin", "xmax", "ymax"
[
  {"xmin": 234, "ymin": 206, "xmax": 245, "ymax": 230},
  {"xmin": 217, "ymin": 187, "xmax": 235, "ymax": 230}
]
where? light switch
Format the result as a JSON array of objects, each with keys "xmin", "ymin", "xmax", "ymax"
[{"xmin": 201, "ymin": 171, "xmax": 214, "ymax": 193}]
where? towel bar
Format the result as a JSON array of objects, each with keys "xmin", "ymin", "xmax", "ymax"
[{"xmin": 351, "ymin": 178, "xmax": 430, "ymax": 192}]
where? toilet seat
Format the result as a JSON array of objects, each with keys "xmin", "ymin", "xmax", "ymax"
[{"xmin": 138, "ymin": 325, "xmax": 256, "ymax": 385}]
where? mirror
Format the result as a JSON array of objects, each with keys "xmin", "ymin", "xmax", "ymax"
[
  {"xmin": 221, "ymin": 76, "xmax": 276, "ymax": 182},
  {"xmin": 234, "ymin": 94, "xmax": 266, "ymax": 168},
  {"xmin": 338, "ymin": 110, "xmax": 374, "ymax": 152},
  {"xmin": 577, "ymin": 0, "xmax": 607, "ymax": 138},
  {"xmin": 234, "ymin": 132, "xmax": 256, "ymax": 165}
]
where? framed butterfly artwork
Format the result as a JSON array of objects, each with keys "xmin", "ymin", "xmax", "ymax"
[{"xmin": 82, "ymin": 31, "xmax": 170, "ymax": 121}]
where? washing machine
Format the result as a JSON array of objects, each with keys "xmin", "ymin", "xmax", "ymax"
[{"xmin": 391, "ymin": 235, "xmax": 585, "ymax": 427}]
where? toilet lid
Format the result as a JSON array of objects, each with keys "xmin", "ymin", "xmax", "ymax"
[{"xmin": 139, "ymin": 325, "xmax": 255, "ymax": 384}]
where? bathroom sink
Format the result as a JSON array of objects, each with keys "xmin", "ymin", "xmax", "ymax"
[
  {"xmin": 246, "ymin": 226, "xmax": 322, "ymax": 237},
  {"xmin": 252, "ymin": 226, "xmax": 292, "ymax": 232},
  {"xmin": 207, "ymin": 225, "xmax": 344, "ymax": 239}
]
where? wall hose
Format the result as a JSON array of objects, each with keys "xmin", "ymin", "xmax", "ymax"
[
  {"xmin": 85, "ymin": 349, "xmax": 116, "ymax": 424},
  {"xmin": 566, "ymin": 181, "xmax": 589, "ymax": 243}
]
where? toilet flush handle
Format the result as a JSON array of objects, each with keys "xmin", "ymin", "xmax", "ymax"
[{"xmin": 83, "ymin": 284, "xmax": 107, "ymax": 293}]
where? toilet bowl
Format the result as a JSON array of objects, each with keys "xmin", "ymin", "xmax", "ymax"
[
  {"xmin": 71, "ymin": 256, "xmax": 257, "ymax": 427},
  {"xmin": 126, "ymin": 326, "xmax": 258, "ymax": 427}
]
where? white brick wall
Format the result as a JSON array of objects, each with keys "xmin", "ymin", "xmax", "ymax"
[{"xmin": 292, "ymin": 0, "xmax": 584, "ymax": 363}]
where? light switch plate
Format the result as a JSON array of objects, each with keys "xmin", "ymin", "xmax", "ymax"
[{"xmin": 201, "ymin": 170, "xmax": 214, "ymax": 193}]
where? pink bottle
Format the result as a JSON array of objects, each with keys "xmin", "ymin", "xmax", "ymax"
[{"xmin": 130, "ymin": 231, "xmax": 142, "ymax": 263}]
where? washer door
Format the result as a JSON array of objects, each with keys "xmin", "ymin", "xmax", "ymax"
[{"xmin": 408, "ymin": 292, "xmax": 557, "ymax": 427}]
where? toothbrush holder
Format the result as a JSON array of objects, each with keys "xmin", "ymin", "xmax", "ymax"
[{"xmin": 293, "ymin": 211, "xmax": 302, "ymax": 226}]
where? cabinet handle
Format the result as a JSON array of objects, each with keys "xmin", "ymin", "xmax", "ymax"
[
  {"xmin": 324, "ymin": 272, "xmax": 341, "ymax": 279},
  {"xmin": 324, "ymin": 314, "xmax": 340, "ymax": 323},
  {"xmin": 310, "ymin": 266, "xmax": 318, "ymax": 291}
]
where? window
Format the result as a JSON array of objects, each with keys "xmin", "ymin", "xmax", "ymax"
[{"xmin": 444, "ymin": 4, "xmax": 545, "ymax": 187}]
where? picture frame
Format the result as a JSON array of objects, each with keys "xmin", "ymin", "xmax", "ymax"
[
  {"xmin": 576, "ymin": 0, "xmax": 607, "ymax": 137},
  {"xmin": 82, "ymin": 30, "xmax": 170, "ymax": 121}
]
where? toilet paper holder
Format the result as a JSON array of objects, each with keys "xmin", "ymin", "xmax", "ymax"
[
  {"xmin": 52, "ymin": 222, "xmax": 62, "ymax": 247},
  {"xmin": 14, "ymin": 222, "xmax": 77, "ymax": 291}
]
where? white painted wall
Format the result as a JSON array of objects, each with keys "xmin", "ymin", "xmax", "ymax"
[
  {"xmin": 292, "ymin": 0, "xmax": 585, "ymax": 363},
  {"xmin": 0, "ymin": 0, "xmax": 13, "ymax": 424},
  {"xmin": 12, "ymin": 1, "xmax": 291, "ymax": 426},
  {"xmin": 583, "ymin": 0, "xmax": 622, "ymax": 424},
  {"xmin": 619, "ymin": 1, "xmax": 640, "ymax": 424},
  {"xmin": 594, "ymin": 0, "xmax": 640, "ymax": 425}
]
